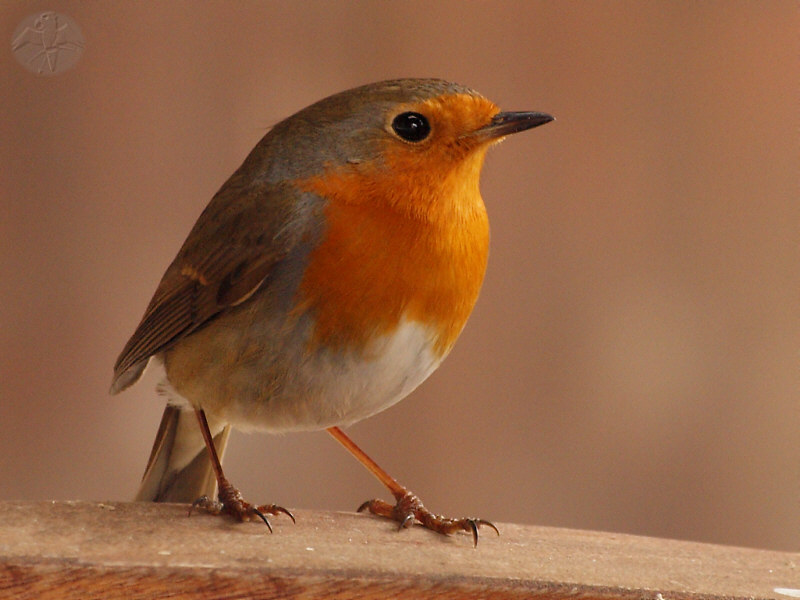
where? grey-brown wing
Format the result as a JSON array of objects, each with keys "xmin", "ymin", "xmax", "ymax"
[{"xmin": 110, "ymin": 180, "xmax": 312, "ymax": 394}]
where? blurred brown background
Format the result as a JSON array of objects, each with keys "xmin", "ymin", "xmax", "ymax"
[{"xmin": 1, "ymin": 1, "xmax": 797, "ymax": 552}]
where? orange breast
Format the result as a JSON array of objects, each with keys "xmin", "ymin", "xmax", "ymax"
[{"xmin": 294, "ymin": 142, "xmax": 491, "ymax": 358}]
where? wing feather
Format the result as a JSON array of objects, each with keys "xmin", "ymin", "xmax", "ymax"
[{"xmin": 111, "ymin": 180, "xmax": 313, "ymax": 393}]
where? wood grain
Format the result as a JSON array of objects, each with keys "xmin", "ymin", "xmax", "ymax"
[{"xmin": 0, "ymin": 501, "xmax": 796, "ymax": 599}]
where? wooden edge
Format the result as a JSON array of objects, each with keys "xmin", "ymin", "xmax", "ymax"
[{"xmin": 0, "ymin": 501, "xmax": 797, "ymax": 599}]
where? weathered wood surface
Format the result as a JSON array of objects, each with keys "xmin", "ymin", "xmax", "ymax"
[{"xmin": 0, "ymin": 501, "xmax": 796, "ymax": 599}]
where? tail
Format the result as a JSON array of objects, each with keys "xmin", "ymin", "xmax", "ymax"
[{"xmin": 135, "ymin": 405, "xmax": 231, "ymax": 502}]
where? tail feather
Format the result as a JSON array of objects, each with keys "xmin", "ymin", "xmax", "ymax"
[{"xmin": 135, "ymin": 405, "xmax": 230, "ymax": 503}]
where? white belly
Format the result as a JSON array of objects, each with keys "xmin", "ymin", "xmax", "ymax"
[
  {"xmin": 160, "ymin": 318, "xmax": 445, "ymax": 433},
  {"xmin": 261, "ymin": 319, "xmax": 443, "ymax": 430}
]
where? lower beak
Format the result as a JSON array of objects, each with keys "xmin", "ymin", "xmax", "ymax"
[{"xmin": 473, "ymin": 111, "xmax": 554, "ymax": 140}]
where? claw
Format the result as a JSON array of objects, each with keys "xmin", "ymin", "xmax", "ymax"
[
  {"xmin": 252, "ymin": 508, "xmax": 273, "ymax": 533},
  {"xmin": 189, "ymin": 494, "xmax": 221, "ymax": 517},
  {"xmin": 465, "ymin": 519, "xmax": 499, "ymax": 547},
  {"xmin": 278, "ymin": 506, "xmax": 297, "ymax": 524},
  {"xmin": 399, "ymin": 513, "xmax": 415, "ymax": 530},
  {"xmin": 477, "ymin": 519, "xmax": 500, "ymax": 537},
  {"xmin": 467, "ymin": 519, "xmax": 479, "ymax": 547},
  {"xmin": 188, "ymin": 496, "xmax": 205, "ymax": 517}
]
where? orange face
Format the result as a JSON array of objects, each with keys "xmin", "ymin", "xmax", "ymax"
[{"xmin": 294, "ymin": 93, "xmax": 500, "ymax": 357}]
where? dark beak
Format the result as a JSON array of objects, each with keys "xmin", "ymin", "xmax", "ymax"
[{"xmin": 473, "ymin": 111, "xmax": 554, "ymax": 141}]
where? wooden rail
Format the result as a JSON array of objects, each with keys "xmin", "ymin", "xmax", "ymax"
[{"xmin": 0, "ymin": 501, "xmax": 796, "ymax": 599}]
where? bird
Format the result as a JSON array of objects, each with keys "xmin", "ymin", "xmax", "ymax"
[{"xmin": 111, "ymin": 78, "xmax": 553, "ymax": 546}]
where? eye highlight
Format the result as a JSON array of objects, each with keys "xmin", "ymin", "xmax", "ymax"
[{"xmin": 391, "ymin": 112, "xmax": 431, "ymax": 142}]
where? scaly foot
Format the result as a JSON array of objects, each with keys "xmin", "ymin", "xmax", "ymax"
[
  {"xmin": 357, "ymin": 489, "xmax": 498, "ymax": 547},
  {"xmin": 190, "ymin": 477, "xmax": 295, "ymax": 532}
]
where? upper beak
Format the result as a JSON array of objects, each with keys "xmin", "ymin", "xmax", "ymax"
[{"xmin": 472, "ymin": 111, "xmax": 554, "ymax": 141}]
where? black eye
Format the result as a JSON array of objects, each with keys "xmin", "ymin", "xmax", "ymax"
[{"xmin": 392, "ymin": 112, "xmax": 431, "ymax": 142}]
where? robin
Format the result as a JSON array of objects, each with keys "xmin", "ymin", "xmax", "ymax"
[{"xmin": 111, "ymin": 78, "xmax": 553, "ymax": 546}]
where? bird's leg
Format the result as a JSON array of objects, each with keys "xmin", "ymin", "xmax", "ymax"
[
  {"xmin": 190, "ymin": 408, "xmax": 294, "ymax": 531},
  {"xmin": 326, "ymin": 426, "xmax": 498, "ymax": 547}
]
